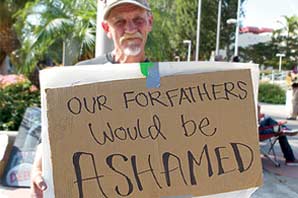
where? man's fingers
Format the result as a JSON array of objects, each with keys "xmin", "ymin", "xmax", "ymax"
[
  {"xmin": 34, "ymin": 175, "xmax": 47, "ymax": 191},
  {"xmin": 31, "ymin": 174, "xmax": 47, "ymax": 198}
]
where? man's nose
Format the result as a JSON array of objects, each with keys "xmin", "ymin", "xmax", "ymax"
[{"xmin": 125, "ymin": 20, "xmax": 137, "ymax": 33}]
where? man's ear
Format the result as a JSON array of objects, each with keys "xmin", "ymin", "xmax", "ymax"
[
  {"xmin": 148, "ymin": 14, "xmax": 153, "ymax": 32},
  {"xmin": 102, "ymin": 21, "xmax": 109, "ymax": 32},
  {"xmin": 102, "ymin": 21, "xmax": 112, "ymax": 39}
]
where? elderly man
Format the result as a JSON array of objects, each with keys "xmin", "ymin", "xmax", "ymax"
[
  {"xmin": 30, "ymin": 0, "xmax": 153, "ymax": 197},
  {"xmin": 79, "ymin": 0, "xmax": 153, "ymax": 65}
]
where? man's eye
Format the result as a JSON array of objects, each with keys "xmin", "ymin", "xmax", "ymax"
[
  {"xmin": 134, "ymin": 18, "xmax": 145, "ymax": 25},
  {"xmin": 115, "ymin": 20, "xmax": 125, "ymax": 26}
]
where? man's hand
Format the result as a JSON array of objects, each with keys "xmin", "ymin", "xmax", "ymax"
[
  {"xmin": 31, "ymin": 171, "xmax": 47, "ymax": 198},
  {"xmin": 30, "ymin": 144, "xmax": 47, "ymax": 198}
]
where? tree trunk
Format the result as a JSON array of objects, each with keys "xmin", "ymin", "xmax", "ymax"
[
  {"xmin": 0, "ymin": 22, "xmax": 21, "ymax": 75},
  {"xmin": 0, "ymin": 24, "xmax": 20, "ymax": 54},
  {"xmin": 0, "ymin": 55, "xmax": 9, "ymax": 75}
]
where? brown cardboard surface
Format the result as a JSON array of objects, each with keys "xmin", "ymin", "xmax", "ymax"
[{"xmin": 45, "ymin": 69, "xmax": 262, "ymax": 198}]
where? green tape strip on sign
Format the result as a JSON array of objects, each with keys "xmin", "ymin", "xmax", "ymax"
[{"xmin": 140, "ymin": 62, "xmax": 154, "ymax": 77}]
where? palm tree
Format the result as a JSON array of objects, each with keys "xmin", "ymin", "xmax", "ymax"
[
  {"xmin": 283, "ymin": 16, "xmax": 298, "ymax": 62},
  {"xmin": 273, "ymin": 15, "xmax": 298, "ymax": 68},
  {"xmin": 14, "ymin": 0, "xmax": 97, "ymax": 74}
]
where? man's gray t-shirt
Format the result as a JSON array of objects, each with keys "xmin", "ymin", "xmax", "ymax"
[
  {"xmin": 76, "ymin": 52, "xmax": 150, "ymax": 65},
  {"xmin": 76, "ymin": 52, "xmax": 115, "ymax": 65}
]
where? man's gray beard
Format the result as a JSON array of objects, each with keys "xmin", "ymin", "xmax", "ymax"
[{"xmin": 123, "ymin": 42, "xmax": 141, "ymax": 56}]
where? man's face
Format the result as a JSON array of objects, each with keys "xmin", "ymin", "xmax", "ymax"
[{"xmin": 103, "ymin": 3, "xmax": 153, "ymax": 57}]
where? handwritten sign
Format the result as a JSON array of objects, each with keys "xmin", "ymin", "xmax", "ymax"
[{"xmin": 45, "ymin": 69, "xmax": 262, "ymax": 197}]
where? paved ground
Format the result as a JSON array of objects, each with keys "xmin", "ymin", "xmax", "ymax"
[{"xmin": 1, "ymin": 103, "xmax": 298, "ymax": 197}]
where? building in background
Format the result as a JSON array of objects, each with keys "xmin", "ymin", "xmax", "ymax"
[
  {"xmin": 213, "ymin": 26, "xmax": 274, "ymax": 61},
  {"xmin": 238, "ymin": 26, "xmax": 273, "ymax": 48}
]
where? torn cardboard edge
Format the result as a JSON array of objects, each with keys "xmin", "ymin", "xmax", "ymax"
[{"xmin": 40, "ymin": 61, "xmax": 260, "ymax": 198}]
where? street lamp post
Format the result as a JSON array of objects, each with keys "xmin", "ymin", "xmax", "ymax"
[
  {"xmin": 226, "ymin": 18, "xmax": 237, "ymax": 58},
  {"xmin": 226, "ymin": 0, "xmax": 241, "ymax": 57},
  {"xmin": 195, "ymin": 0, "xmax": 202, "ymax": 61},
  {"xmin": 234, "ymin": 0, "xmax": 241, "ymax": 56},
  {"xmin": 276, "ymin": 53, "xmax": 285, "ymax": 72},
  {"xmin": 215, "ymin": 0, "xmax": 222, "ymax": 56},
  {"xmin": 183, "ymin": 40, "xmax": 192, "ymax": 62}
]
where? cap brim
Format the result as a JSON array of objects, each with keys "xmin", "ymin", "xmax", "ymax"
[{"xmin": 104, "ymin": 1, "xmax": 151, "ymax": 20}]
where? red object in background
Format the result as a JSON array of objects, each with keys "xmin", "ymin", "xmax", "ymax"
[{"xmin": 240, "ymin": 26, "xmax": 274, "ymax": 34}]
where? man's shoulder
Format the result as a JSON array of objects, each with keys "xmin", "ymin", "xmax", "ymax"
[{"xmin": 76, "ymin": 54, "xmax": 111, "ymax": 66}]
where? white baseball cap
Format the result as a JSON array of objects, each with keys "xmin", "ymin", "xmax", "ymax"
[{"xmin": 103, "ymin": 0, "xmax": 151, "ymax": 20}]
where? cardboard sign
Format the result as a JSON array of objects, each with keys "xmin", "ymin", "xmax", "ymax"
[
  {"xmin": 2, "ymin": 107, "xmax": 41, "ymax": 187},
  {"xmin": 45, "ymin": 69, "xmax": 262, "ymax": 198}
]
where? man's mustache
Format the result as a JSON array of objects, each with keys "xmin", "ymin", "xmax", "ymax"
[{"xmin": 120, "ymin": 32, "xmax": 143, "ymax": 44}]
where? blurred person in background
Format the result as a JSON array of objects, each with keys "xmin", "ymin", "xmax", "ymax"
[{"xmin": 287, "ymin": 66, "xmax": 298, "ymax": 120}]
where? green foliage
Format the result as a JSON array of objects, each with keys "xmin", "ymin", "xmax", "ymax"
[
  {"xmin": 0, "ymin": 80, "xmax": 40, "ymax": 131},
  {"xmin": 148, "ymin": 0, "xmax": 246, "ymax": 61},
  {"xmin": 13, "ymin": 0, "xmax": 97, "ymax": 75},
  {"xmin": 173, "ymin": 0, "xmax": 200, "ymax": 60},
  {"xmin": 258, "ymin": 83, "xmax": 286, "ymax": 104},
  {"xmin": 146, "ymin": 0, "xmax": 177, "ymax": 61}
]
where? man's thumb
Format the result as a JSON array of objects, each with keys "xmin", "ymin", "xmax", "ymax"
[{"xmin": 35, "ymin": 175, "xmax": 47, "ymax": 191}]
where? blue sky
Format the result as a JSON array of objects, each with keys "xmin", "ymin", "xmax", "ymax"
[{"xmin": 242, "ymin": 0, "xmax": 298, "ymax": 29}]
